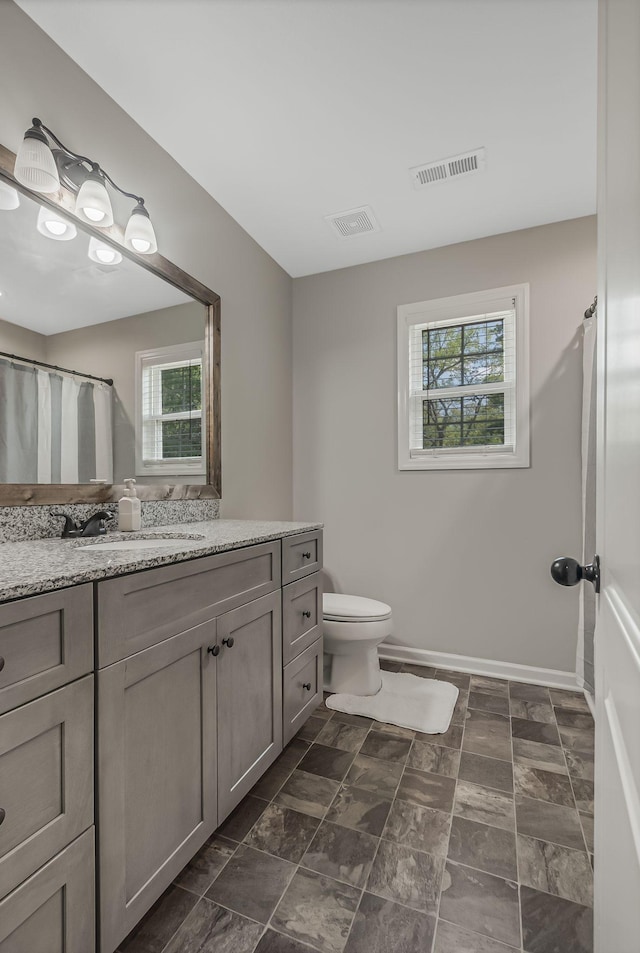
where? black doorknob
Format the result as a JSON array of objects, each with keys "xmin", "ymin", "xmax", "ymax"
[
  {"xmin": 550, "ymin": 555, "xmax": 600, "ymax": 593},
  {"xmin": 302, "ymin": 682, "xmax": 312, "ymax": 691},
  {"xmin": 302, "ymin": 610, "xmax": 311, "ymax": 619},
  {"xmin": 222, "ymin": 637, "xmax": 235, "ymax": 648},
  {"xmin": 207, "ymin": 645, "xmax": 220, "ymax": 656},
  {"xmin": 302, "ymin": 551, "xmax": 312, "ymax": 559}
]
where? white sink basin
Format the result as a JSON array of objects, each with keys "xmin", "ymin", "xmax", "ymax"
[{"xmin": 81, "ymin": 535, "xmax": 204, "ymax": 553}]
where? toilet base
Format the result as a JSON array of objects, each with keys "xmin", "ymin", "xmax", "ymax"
[{"xmin": 324, "ymin": 647, "xmax": 382, "ymax": 696}]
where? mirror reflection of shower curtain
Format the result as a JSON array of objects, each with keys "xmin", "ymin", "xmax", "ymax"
[
  {"xmin": 577, "ymin": 312, "xmax": 596, "ymax": 697},
  {"xmin": 0, "ymin": 358, "xmax": 113, "ymax": 483}
]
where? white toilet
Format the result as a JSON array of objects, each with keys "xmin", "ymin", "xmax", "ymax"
[{"xmin": 323, "ymin": 593, "xmax": 393, "ymax": 696}]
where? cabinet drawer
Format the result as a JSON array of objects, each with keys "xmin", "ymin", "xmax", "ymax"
[
  {"xmin": 282, "ymin": 572, "xmax": 322, "ymax": 665},
  {"xmin": 0, "ymin": 676, "xmax": 94, "ymax": 900},
  {"xmin": 283, "ymin": 638, "xmax": 323, "ymax": 745},
  {"xmin": 97, "ymin": 541, "xmax": 281, "ymax": 666},
  {"xmin": 0, "ymin": 828, "xmax": 95, "ymax": 953},
  {"xmin": 282, "ymin": 531, "xmax": 323, "ymax": 584},
  {"xmin": 0, "ymin": 585, "xmax": 93, "ymax": 715}
]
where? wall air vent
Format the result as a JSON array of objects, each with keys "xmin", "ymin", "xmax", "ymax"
[
  {"xmin": 410, "ymin": 148, "xmax": 486, "ymax": 190},
  {"xmin": 325, "ymin": 205, "xmax": 380, "ymax": 239}
]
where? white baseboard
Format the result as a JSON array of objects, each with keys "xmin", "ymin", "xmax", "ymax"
[
  {"xmin": 378, "ymin": 644, "xmax": 579, "ymax": 691},
  {"xmin": 584, "ymin": 689, "xmax": 596, "ymax": 718}
]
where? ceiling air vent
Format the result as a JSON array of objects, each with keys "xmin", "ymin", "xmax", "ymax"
[
  {"xmin": 410, "ymin": 148, "xmax": 486, "ymax": 190},
  {"xmin": 325, "ymin": 205, "xmax": 380, "ymax": 239}
]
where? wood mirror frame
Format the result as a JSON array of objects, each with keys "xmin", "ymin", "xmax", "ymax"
[{"xmin": 0, "ymin": 142, "xmax": 221, "ymax": 505}]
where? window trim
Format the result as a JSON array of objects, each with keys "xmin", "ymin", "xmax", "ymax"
[
  {"xmin": 397, "ymin": 283, "xmax": 530, "ymax": 470},
  {"xmin": 135, "ymin": 341, "xmax": 206, "ymax": 477}
]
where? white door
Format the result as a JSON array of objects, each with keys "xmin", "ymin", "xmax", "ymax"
[{"xmin": 594, "ymin": 1, "xmax": 640, "ymax": 949}]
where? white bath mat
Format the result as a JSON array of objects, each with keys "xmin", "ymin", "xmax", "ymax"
[{"xmin": 326, "ymin": 671, "xmax": 459, "ymax": 734}]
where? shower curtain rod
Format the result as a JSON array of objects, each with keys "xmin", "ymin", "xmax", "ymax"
[
  {"xmin": 584, "ymin": 296, "xmax": 597, "ymax": 320},
  {"xmin": 0, "ymin": 350, "xmax": 113, "ymax": 386}
]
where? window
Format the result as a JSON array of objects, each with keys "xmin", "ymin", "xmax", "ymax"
[
  {"xmin": 397, "ymin": 284, "xmax": 529, "ymax": 469},
  {"xmin": 135, "ymin": 342, "xmax": 206, "ymax": 476}
]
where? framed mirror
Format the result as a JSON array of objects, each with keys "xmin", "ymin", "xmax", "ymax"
[{"xmin": 0, "ymin": 141, "xmax": 220, "ymax": 504}]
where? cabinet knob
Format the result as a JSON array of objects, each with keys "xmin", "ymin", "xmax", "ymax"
[
  {"xmin": 302, "ymin": 610, "xmax": 311, "ymax": 619},
  {"xmin": 0, "ymin": 657, "xmax": 4, "ymax": 672},
  {"xmin": 302, "ymin": 682, "xmax": 312, "ymax": 691},
  {"xmin": 207, "ymin": 645, "xmax": 220, "ymax": 656},
  {"xmin": 302, "ymin": 551, "xmax": 312, "ymax": 559},
  {"xmin": 222, "ymin": 637, "xmax": 235, "ymax": 648},
  {"xmin": 0, "ymin": 808, "xmax": 5, "ymax": 826}
]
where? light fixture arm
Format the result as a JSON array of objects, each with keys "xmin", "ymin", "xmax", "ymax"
[{"xmin": 31, "ymin": 118, "xmax": 146, "ymax": 207}]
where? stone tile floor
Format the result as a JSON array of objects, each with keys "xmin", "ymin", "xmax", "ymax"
[{"xmin": 118, "ymin": 663, "xmax": 595, "ymax": 953}]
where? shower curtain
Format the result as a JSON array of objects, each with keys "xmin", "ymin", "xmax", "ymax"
[
  {"xmin": 0, "ymin": 358, "xmax": 113, "ymax": 483},
  {"xmin": 577, "ymin": 309, "xmax": 597, "ymax": 697}
]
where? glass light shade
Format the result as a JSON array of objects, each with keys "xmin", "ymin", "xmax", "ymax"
[
  {"xmin": 36, "ymin": 205, "xmax": 77, "ymax": 241},
  {"xmin": 14, "ymin": 131, "xmax": 60, "ymax": 193},
  {"xmin": 0, "ymin": 182, "xmax": 20, "ymax": 210},
  {"xmin": 124, "ymin": 205, "xmax": 157, "ymax": 254},
  {"xmin": 88, "ymin": 237, "xmax": 122, "ymax": 265},
  {"xmin": 75, "ymin": 172, "xmax": 113, "ymax": 226}
]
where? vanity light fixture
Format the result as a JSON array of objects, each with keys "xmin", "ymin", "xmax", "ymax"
[
  {"xmin": 14, "ymin": 118, "xmax": 157, "ymax": 254},
  {"xmin": 88, "ymin": 237, "xmax": 122, "ymax": 265},
  {"xmin": 14, "ymin": 123, "xmax": 60, "ymax": 192},
  {"xmin": 0, "ymin": 181, "xmax": 20, "ymax": 210},
  {"xmin": 36, "ymin": 205, "xmax": 78, "ymax": 241},
  {"xmin": 75, "ymin": 169, "xmax": 114, "ymax": 226},
  {"xmin": 124, "ymin": 200, "xmax": 157, "ymax": 254}
]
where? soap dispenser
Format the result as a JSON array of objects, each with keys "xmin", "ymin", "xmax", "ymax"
[{"xmin": 118, "ymin": 478, "xmax": 141, "ymax": 532}]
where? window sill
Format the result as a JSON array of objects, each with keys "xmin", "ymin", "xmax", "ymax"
[
  {"xmin": 136, "ymin": 464, "xmax": 206, "ymax": 477},
  {"xmin": 399, "ymin": 450, "xmax": 529, "ymax": 470}
]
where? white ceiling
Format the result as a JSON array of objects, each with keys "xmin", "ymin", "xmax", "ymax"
[
  {"xmin": 16, "ymin": 0, "xmax": 598, "ymax": 278},
  {"xmin": 0, "ymin": 185, "xmax": 190, "ymax": 334}
]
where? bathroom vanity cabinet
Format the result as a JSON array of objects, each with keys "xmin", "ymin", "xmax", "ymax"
[
  {"xmin": 0, "ymin": 586, "xmax": 95, "ymax": 952},
  {"xmin": 0, "ymin": 526, "xmax": 322, "ymax": 953},
  {"xmin": 95, "ymin": 539, "xmax": 283, "ymax": 917}
]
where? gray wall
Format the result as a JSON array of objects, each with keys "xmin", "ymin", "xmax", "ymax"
[
  {"xmin": 46, "ymin": 301, "xmax": 205, "ymax": 484},
  {"xmin": 0, "ymin": 316, "xmax": 47, "ymax": 361},
  {"xmin": 0, "ymin": 1, "xmax": 293, "ymax": 519},
  {"xmin": 293, "ymin": 216, "xmax": 596, "ymax": 673}
]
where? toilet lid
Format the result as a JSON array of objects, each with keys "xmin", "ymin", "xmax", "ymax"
[{"xmin": 323, "ymin": 593, "xmax": 392, "ymax": 622}]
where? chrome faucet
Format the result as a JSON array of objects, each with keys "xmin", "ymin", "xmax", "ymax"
[{"xmin": 53, "ymin": 510, "xmax": 116, "ymax": 538}]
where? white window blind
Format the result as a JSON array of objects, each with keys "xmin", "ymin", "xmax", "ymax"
[
  {"xmin": 397, "ymin": 285, "xmax": 529, "ymax": 470},
  {"xmin": 135, "ymin": 342, "xmax": 205, "ymax": 476}
]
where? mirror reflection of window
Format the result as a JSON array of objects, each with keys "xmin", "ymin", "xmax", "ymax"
[{"xmin": 136, "ymin": 342, "xmax": 205, "ymax": 476}]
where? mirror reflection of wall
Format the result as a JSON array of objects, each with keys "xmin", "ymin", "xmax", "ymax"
[
  {"xmin": 0, "ymin": 302, "xmax": 206, "ymax": 485},
  {"xmin": 46, "ymin": 301, "xmax": 206, "ymax": 484},
  {"xmin": 0, "ymin": 178, "xmax": 207, "ymax": 486}
]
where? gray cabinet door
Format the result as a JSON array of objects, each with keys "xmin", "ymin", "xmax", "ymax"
[
  {"xmin": 0, "ymin": 676, "xmax": 93, "ymax": 899},
  {"xmin": 0, "ymin": 828, "xmax": 95, "ymax": 953},
  {"xmin": 98, "ymin": 619, "xmax": 217, "ymax": 953},
  {"xmin": 0, "ymin": 585, "xmax": 93, "ymax": 715},
  {"xmin": 217, "ymin": 591, "xmax": 283, "ymax": 821}
]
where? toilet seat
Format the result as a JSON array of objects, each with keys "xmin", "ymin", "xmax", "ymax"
[{"xmin": 323, "ymin": 593, "xmax": 392, "ymax": 623}]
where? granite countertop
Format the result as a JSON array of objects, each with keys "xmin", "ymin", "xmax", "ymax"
[{"xmin": 0, "ymin": 519, "xmax": 323, "ymax": 603}]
